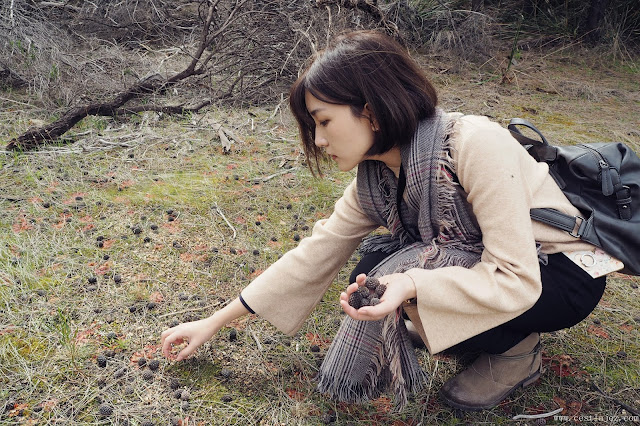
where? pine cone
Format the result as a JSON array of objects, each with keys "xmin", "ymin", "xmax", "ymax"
[
  {"xmin": 357, "ymin": 286, "xmax": 370, "ymax": 298},
  {"xmin": 365, "ymin": 276, "xmax": 380, "ymax": 290},
  {"xmin": 348, "ymin": 292, "xmax": 362, "ymax": 309}
]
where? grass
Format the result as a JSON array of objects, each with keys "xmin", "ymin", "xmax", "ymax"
[{"xmin": 1, "ymin": 48, "xmax": 639, "ymax": 425}]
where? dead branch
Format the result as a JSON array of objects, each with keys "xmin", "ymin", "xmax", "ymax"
[
  {"xmin": 119, "ymin": 100, "xmax": 213, "ymax": 115},
  {"xmin": 7, "ymin": 74, "xmax": 168, "ymax": 150},
  {"xmin": 6, "ymin": 1, "xmax": 221, "ymax": 150}
]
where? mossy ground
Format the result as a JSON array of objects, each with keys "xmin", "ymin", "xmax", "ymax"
[{"xmin": 1, "ymin": 47, "xmax": 639, "ymax": 425}]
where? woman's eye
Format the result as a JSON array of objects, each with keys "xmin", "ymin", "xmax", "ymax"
[{"xmin": 319, "ymin": 120, "xmax": 329, "ymax": 127}]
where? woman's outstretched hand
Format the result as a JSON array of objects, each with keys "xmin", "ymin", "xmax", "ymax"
[
  {"xmin": 160, "ymin": 317, "xmax": 220, "ymax": 361},
  {"xmin": 160, "ymin": 297, "xmax": 249, "ymax": 361},
  {"xmin": 339, "ymin": 273, "xmax": 416, "ymax": 321}
]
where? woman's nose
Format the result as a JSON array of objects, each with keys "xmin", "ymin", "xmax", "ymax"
[{"xmin": 314, "ymin": 132, "xmax": 328, "ymax": 148}]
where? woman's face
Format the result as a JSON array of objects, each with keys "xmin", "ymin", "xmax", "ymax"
[{"xmin": 304, "ymin": 91, "xmax": 377, "ymax": 172}]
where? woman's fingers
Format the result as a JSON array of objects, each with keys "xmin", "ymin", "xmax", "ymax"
[
  {"xmin": 340, "ymin": 293, "xmax": 360, "ymax": 317},
  {"xmin": 175, "ymin": 341, "xmax": 198, "ymax": 362},
  {"xmin": 340, "ymin": 292, "xmax": 392, "ymax": 321},
  {"xmin": 344, "ymin": 282, "xmax": 360, "ymax": 296},
  {"xmin": 162, "ymin": 333, "xmax": 202, "ymax": 361},
  {"xmin": 161, "ymin": 332, "xmax": 185, "ymax": 359}
]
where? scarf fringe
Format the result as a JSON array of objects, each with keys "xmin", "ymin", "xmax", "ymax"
[
  {"xmin": 383, "ymin": 313, "xmax": 428, "ymax": 409},
  {"xmin": 316, "ymin": 319, "xmax": 388, "ymax": 404},
  {"xmin": 317, "ymin": 314, "xmax": 427, "ymax": 410},
  {"xmin": 359, "ymin": 234, "xmax": 405, "ymax": 255}
]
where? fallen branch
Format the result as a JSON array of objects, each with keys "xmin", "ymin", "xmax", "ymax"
[
  {"xmin": 7, "ymin": 74, "xmax": 168, "ymax": 150},
  {"xmin": 5, "ymin": 1, "xmax": 229, "ymax": 151},
  {"xmin": 591, "ymin": 382, "xmax": 640, "ymax": 417},
  {"xmin": 251, "ymin": 167, "xmax": 299, "ymax": 184},
  {"xmin": 213, "ymin": 204, "xmax": 237, "ymax": 240}
]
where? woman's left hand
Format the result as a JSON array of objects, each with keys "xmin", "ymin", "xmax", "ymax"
[{"xmin": 340, "ymin": 273, "xmax": 417, "ymax": 321}]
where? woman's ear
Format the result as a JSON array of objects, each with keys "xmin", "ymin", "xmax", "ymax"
[{"xmin": 363, "ymin": 103, "xmax": 379, "ymax": 132}]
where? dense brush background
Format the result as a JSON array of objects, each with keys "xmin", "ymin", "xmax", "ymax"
[{"xmin": 1, "ymin": 1, "xmax": 639, "ymax": 425}]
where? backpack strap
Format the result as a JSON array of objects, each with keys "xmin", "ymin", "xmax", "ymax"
[
  {"xmin": 530, "ymin": 208, "xmax": 589, "ymax": 239},
  {"xmin": 508, "ymin": 118, "xmax": 549, "ymax": 146},
  {"xmin": 508, "ymin": 118, "xmax": 558, "ymax": 162}
]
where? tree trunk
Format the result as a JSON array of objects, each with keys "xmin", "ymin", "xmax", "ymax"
[{"xmin": 585, "ymin": 0, "xmax": 608, "ymax": 43}]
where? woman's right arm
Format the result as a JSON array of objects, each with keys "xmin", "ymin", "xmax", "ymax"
[
  {"xmin": 160, "ymin": 297, "xmax": 248, "ymax": 361},
  {"xmin": 161, "ymin": 178, "xmax": 378, "ymax": 360}
]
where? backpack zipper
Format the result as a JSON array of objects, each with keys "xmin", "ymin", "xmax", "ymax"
[{"xmin": 579, "ymin": 144, "xmax": 614, "ymax": 196}]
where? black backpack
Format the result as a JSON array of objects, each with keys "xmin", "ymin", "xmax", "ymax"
[{"xmin": 508, "ymin": 118, "xmax": 640, "ymax": 276}]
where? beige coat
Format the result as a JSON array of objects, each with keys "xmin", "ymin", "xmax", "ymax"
[{"xmin": 241, "ymin": 115, "xmax": 594, "ymax": 353}]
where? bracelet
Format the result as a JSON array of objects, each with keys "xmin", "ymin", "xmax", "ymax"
[{"xmin": 404, "ymin": 274, "xmax": 417, "ymax": 304}]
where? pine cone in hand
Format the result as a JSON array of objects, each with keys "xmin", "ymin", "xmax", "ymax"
[
  {"xmin": 348, "ymin": 292, "xmax": 363, "ymax": 309},
  {"xmin": 365, "ymin": 276, "xmax": 380, "ymax": 290},
  {"xmin": 348, "ymin": 276, "xmax": 386, "ymax": 309}
]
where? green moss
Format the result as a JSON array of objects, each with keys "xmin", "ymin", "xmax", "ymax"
[
  {"xmin": 104, "ymin": 171, "xmax": 225, "ymax": 211},
  {"xmin": 0, "ymin": 333, "xmax": 50, "ymax": 362}
]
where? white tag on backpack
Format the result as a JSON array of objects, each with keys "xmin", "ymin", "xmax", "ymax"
[{"xmin": 563, "ymin": 248, "xmax": 625, "ymax": 278}]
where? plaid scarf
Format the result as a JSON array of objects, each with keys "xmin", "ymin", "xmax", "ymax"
[{"xmin": 317, "ymin": 109, "xmax": 484, "ymax": 408}]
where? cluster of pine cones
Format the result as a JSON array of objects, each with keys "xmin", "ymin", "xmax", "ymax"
[{"xmin": 347, "ymin": 276, "xmax": 386, "ymax": 309}]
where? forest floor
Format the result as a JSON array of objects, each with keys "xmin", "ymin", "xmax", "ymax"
[{"xmin": 1, "ymin": 45, "xmax": 639, "ymax": 425}]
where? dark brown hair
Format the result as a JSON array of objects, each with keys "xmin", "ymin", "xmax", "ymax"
[{"xmin": 289, "ymin": 30, "xmax": 438, "ymax": 175}]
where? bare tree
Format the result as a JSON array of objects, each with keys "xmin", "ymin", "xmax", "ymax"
[{"xmin": 5, "ymin": 0, "xmax": 425, "ymax": 150}]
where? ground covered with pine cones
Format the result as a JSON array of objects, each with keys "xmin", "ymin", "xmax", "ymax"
[{"xmin": 1, "ymin": 47, "xmax": 639, "ymax": 425}]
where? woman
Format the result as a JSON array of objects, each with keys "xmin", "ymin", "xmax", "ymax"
[{"xmin": 161, "ymin": 30, "xmax": 607, "ymax": 411}]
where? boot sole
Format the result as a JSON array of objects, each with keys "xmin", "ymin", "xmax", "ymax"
[{"xmin": 439, "ymin": 369, "xmax": 541, "ymax": 412}]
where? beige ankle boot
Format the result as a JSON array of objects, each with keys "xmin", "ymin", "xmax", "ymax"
[{"xmin": 440, "ymin": 333, "xmax": 541, "ymax": 411}]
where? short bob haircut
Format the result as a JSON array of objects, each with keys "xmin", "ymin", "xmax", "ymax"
[{"xmin": 289, "ymin": 30, "xmax": 438, "ymax": 175}]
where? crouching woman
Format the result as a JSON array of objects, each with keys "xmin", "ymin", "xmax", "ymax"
[{"xmin": 161, "ymin": 30, "xmax": 607, "ymax": 411}]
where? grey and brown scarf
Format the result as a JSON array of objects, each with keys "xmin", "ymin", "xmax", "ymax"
[{"xmin": 316, "ymin": 109, "xmax": 484, "ymax": 408}]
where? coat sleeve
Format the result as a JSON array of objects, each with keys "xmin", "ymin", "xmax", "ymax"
[
  {"xmin": 404, "ymin": 116, "xmax": 546, "ymax": 354},
  {"xmin": 240, "ymin": 178, "xmax": 379, "ymax": 335}
]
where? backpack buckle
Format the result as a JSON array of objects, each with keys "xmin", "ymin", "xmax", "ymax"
[
  {"xmin": 570, "ymin": 216, "xmax": 585, "ymax": 238},
  {"xmin": 616, "ymin": 185, "xmax": 632, "ymax": 220}
]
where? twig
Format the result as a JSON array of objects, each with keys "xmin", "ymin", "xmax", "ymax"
[
  {"xmin": 251, "ymin": 167, "xmax": 299, "ymax": 183},
  {"xmin": 9, "ymin": 0, "xmax": 15, "ymax": 28},
  {"xmin": 250, "ymin": 329, "xmax": 264, "ymax": 351},
  {"xmin": 512, "ymin": 407, "xmax": 564, "ymax": 420},
  {"xmin": 218, "ymin": 128, "xmax": 232, "ymax": 153},
  {"xmin": 269, "ymin": 93, "xmax": 285, "ymax": 119},
  {"xmin": 214, "ymin": 204, "xmax": 237, "ymax": 240},
  {"xmin": 591, "ymin": 382, "xmax": 640, "ymax": 417},
  {"xmin": 0, "ymin": 96, "xmax": 33, "ymax": 107},
  {"xmin": 38, "ymin": 1, "xmax": 81, "ymax": 11}
]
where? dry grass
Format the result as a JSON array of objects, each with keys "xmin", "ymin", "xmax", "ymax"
[{"xmin": 1, "ymin": 47, "xmax": 639, "ymax": 425}]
